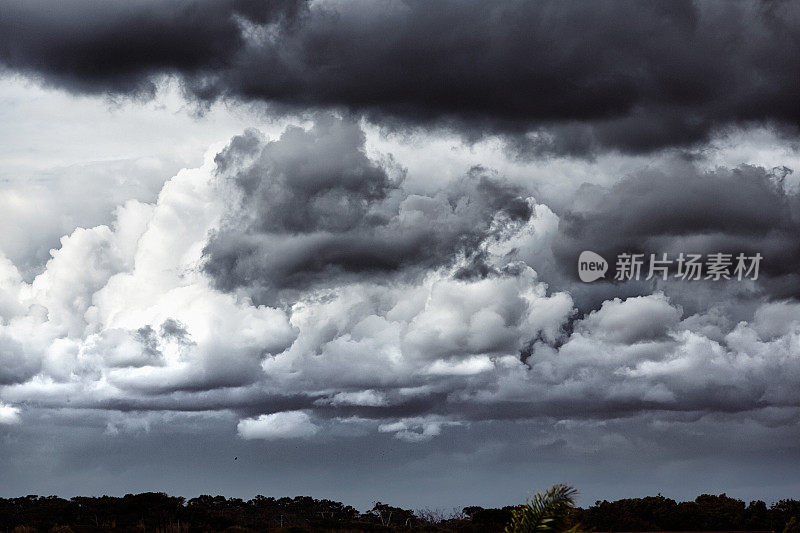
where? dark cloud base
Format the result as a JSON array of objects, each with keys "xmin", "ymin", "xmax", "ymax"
[{"xmin": 2, "ymin": 0, "xmax": 800, "ymax": 154}]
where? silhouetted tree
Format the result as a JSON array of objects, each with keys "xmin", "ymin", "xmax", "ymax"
[{"xmin": 504, "ymin": 484, "xmax": 588, "ymax": 533}]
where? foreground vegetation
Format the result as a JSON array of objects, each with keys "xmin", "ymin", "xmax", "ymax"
[{"xmin": 1, "ymin": 488, "xmax": 799, "ymax": 532}]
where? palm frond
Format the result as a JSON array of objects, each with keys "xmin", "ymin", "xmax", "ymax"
[{"xmin": 504, "ymin": 484, "xmax": 588, "ymax": 533}]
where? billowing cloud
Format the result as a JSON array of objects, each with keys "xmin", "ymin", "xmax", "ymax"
[
  {"xmin": 577, "ymin": 293, "xmax": 682, "ymax": 345},
  {"xmin": 0, "ymin": 143, "xmax": 296, "ymax": 410},
  {"xmin": 1, "ymin": 117, "xmax": 800, "ymax": 461},
  {"xmin": 203, "ymin": 115, "xmax": 533, "ymax": 300}
]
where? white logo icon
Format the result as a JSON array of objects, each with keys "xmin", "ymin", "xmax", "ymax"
[{"xmin": 578, "ymin": 250, "xmax": 608, "ymax": 282}]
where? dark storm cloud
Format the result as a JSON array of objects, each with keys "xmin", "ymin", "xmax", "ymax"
[
  {"xmin": 0, "ymin": 0, "xmax": 302, "ymax": 96},
  {"xmin": 3, "ymin": 0, "xmax": 800, "ymax": 153},
  {"xmin": 213, "ymin": 118, "xmax": 398, "ymax": 234},
  {"xmin": 203, "ymin": 116, "xmax": 532, "ymax": 295},
  {"xmin": 555, "ymin": 162, "xmax": 800, "ymax": 299}
]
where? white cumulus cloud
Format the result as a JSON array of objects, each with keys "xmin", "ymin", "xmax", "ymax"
[
  {"xmin": 0, "ymin": 402, "xmax": 21, "ymax": 424},
  {"xmin": 237, "ymin": 411, "xmax": 320, "ymax": 440}
]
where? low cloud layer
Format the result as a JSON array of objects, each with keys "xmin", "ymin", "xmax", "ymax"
[{"xmin": 2, "ymin": 0, "xmax": 800, "ymax": 154}]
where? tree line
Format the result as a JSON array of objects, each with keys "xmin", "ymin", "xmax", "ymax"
[{"xmin": 1, "ymin": 490, "xmax": 799, "ymax": 532}]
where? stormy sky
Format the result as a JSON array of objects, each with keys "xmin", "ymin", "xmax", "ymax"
[{"xmin": 1, "ymin": 0, "xmax": 800, "ymax": 509}]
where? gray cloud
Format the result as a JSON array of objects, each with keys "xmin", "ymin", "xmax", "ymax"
[
  {"xmin": 0, "ymin": 0, "xmax": 302, "ymax": 97},
  {"xmin": 213, "ymin": 117, "xmax": 399, "ymax": 235},
  {"xmin": 203, "ymin": 116, "xmax": 533, "ymax": 298},
  {"xmin": 554, "ymin": 161, "xmax": 800, "ymax": 305},
  {"xmin": 2, "ymin": 1, "xmax": 800, "ymax": 154}
]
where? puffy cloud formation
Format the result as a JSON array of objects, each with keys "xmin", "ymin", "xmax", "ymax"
[
  {"xmin": 1, "ymin": 116, "xmax": 800, "ymax": 453},
  {"xmin": 516, "ymin": 295, "xmax": 800, "ymax": 418},
  {"xmin": 2, "ymin": 1, "xmax": 800, "ymax": 155},
  {"xmin": 0, "ymin": 145, "xmax": 296, "ymax": 407},
  {"xmin": 0, "ymin": 402, "xmax": 20, "ymax": 424},
  {"xmin": 238, "ymin": 411, "xmax": 319, "ymax": 440},
  {"xmin": 203, "ymin": 115, "xmax": 533, "ymax": 300}
]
